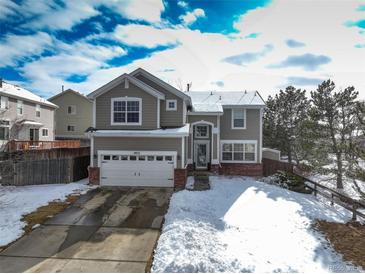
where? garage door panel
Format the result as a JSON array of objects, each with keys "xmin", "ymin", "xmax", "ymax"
[{"xmin": 99, "ymin": 151, "xmax": 175, "ymax": 187}]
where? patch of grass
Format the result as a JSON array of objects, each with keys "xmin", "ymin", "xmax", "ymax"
[
  {"xmin": 21, "ymin": 194, "xmax": 80, "ymax": 234},
  {"xmin": 315, "ymin": 220, "xmax": 365, "ymax": 269}
]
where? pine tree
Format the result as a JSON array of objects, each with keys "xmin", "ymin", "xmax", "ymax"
[
  {"xmin": 263, "ymin": 86, "xmax": 311, "ymax": 164},
  {"xmin": 311, "ymin": 80, "xmax": 359, "ymax": 189}
]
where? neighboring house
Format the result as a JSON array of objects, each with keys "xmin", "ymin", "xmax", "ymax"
[
  {"xmin": 0, "ymin": 79, "xmax": 57, "ymax": 149},
  {"xmin": 87, "ymin": 68, "xmax": 265, "ymax": 187},
  {"xmin": 49, "ymin": 89, "xmax": 92, "ymax": 143}
]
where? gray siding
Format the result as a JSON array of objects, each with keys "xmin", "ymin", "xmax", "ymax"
[
  {"xmin": 93, "ymin": 137, "xmax": 182, "ymax": 167},
  {"xmin": 95, "ymin": 82, "xmax": 158, "ymax": 130},
  {"xmin": 49, "ymin": 91, "xmax": 92, "ymax": 138},
  {"xmin": 220, "ymin": 108, "xmax": 261, "ymax": 163},
  {"xmin": 135, "ymin": 74, "xmax": 184, "ymax": 127}
]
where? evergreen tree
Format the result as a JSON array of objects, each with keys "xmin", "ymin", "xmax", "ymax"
[
  {"xmin": 311, "ymin": 80, "xmax": 359, "ymax": 189},
  {"xmin": 264, "ymin": 86, "xmax": 311, "ymax": 164}
]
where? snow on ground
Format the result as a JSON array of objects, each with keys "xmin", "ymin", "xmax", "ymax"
[
  {"xmin": 152, "ymin": 176, "xmax": 361, "ymax": 273},
  {"xmin": 309, "ymin": 173, "xmax": 365, "ymax": 201},
  {"xmin": 0, "ymin": 179, "xmax": 93, "ymax": 247}
]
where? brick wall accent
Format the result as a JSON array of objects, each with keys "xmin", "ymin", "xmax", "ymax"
[
  {"xmin": 88, "ymin": 166, "xmax": 100, "ymax": 185},
  {"xmin": 210, "ymin": 164, "xmax": 220, "ymax": 175},
  {"xmin": 174, "ymin": 168, "xmax": 187, "ymax": 188},
  {"xmin": 219, "ymin": 163, "xmax": 263, "ymax": 176}
]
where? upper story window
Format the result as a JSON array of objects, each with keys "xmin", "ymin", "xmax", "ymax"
[
  {"xmin": 36, "ymin": 104, "xmax": 41, "ymax": 117},
  {"xmin": 67, "ymin": 105, "xmax": 76, "ymax": 115},
  {"xmin": 195, "ymin": 125, "xmax": 209, "ymax": 138},
  {"xmin": 67, "ymin": 125, "xmax": 75, "ymax": 132},
  {"xmin": 0, "ymin": 96, "xmax": 9, "ymax": 110},
  {"xmin": 111, "ymin": 97, "xmax": 141, "ymax": 125},
  {"xmin": 0, "ymin": 120, "xmax": 10, "ymax": 140},
  {"xmin": 17, "ymin": 100, "xmax": 23, "ymax": 116},
  {"xmin": 232, "ymin": 108, "xmax": 246, "ymax": 129},
  {"xmin": 166, "ymin": 99, "xmax": 177, "ymax": 111}
]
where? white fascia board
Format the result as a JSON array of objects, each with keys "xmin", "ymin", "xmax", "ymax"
[
  {"xmin": 222, "ymin": 105, "xmax": 266, "ymax": 109},
  {"xmin": 87, "ymin": 74, "xmax": 165, "ymax": 100},
  {"xmin": 188, "ymin": 111, "xmax": 223, "ymax": 116}
]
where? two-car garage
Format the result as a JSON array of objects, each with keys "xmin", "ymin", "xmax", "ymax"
[{"xmin": 98, "ymin": 150, "xmax": 177, "ymax": 187}]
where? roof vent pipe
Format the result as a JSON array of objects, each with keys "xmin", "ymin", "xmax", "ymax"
[
  {"xmin": 219, "ymin": 95, "xmax": 222, "ymax": 100},
  {"xmin": 62, "ymin": 85, "xmax": 64, "ymax": 92},
  {"xmin": 210, "ymin": 91, "xmax": 213, "ymax": 95}
]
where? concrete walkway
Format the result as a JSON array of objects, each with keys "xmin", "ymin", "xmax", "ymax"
[{"xmin": 0, "ymin": 187, "xmax": 173, "ymax": 273}]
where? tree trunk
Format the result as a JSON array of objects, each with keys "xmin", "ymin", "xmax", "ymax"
[{"xmin": 336, "ymin": 152, "xmax": 344, "ymax": 189}]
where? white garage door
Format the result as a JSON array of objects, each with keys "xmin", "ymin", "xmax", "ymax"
[{"xmin": 99, "ymin": 151, "xmax": 176, "ymax": 187}]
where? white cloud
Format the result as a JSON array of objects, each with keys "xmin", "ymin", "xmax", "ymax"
[
  {"xmin": 27, "ymin": 1, "xmax": 99, "ymax": 31},
  {"xmin": 1, "ymin": 0, "xmax": 165, "ymax": 32},
  {"xmin": 180, "ymin": 8, "xmax": 206, "ymax": 25},
  {"xmin": 0, "ymin": 32, "xmax": 54, "ymax": 66},
  {"xmin": 110, "ymin": 0, "xmax": 165, "ymax": 23},
  {"xmin": 177, "ymin": 1, "xmax": 188, "ymax": 8},
  {"xmin": 112, "ymin": 24, "xmax": 178, "ymax": 48}
]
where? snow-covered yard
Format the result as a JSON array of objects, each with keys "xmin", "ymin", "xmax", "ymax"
[
  {"xmin": 152, "ymin": 176, "xmax": 361, "ymax": 273},
  {"xmin": 0, "ymin": 179, "xmax": 93, "ymax": 247}
]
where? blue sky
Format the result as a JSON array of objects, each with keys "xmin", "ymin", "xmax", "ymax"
[{"xmin": 0, "ymin": 0, "xmax": 365, "ymax": 99}]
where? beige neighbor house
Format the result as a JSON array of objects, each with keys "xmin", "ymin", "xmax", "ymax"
[
  {"xmin": 0, "ymin": 79, "xmax": 57, "ymax": 150},
  {"xmin": 49, "ymin": 89, "xmax": 92, "ymax": 143},
  {"xmin": 87, "ymin": 68, "xmax": 265, "ymax": 187}
]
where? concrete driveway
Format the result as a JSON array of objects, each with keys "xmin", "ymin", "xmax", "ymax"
[{"xmin": 0, "ymin": 187, "xmax": 173, "ymax": 273}]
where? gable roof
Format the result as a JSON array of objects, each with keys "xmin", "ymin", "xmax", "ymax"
[
  {"xmin": 87, "ymin": 74, "xmax": 165, "ymax": 100},
  {"xmin": 48, "ymin": 88, "xmax": 92, "ymax": 102},
  {"xmin": 129, "ymin": 68, "xmax": 191, "ymax": 103},
  {"xmin": 188, "ymin": 91, "xmax": 265, "ymax": 112},
  {"xmin": 0, "ymin": 81, "xmax": 57, "ymax": 108}
]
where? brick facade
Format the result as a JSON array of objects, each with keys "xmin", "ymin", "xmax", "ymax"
[
  {"xmin": 88, "ymin": 166, "xmax": 100, "ymax": 185},
  {"xmin": 210, "ymin": 164, "xmax": 220, "ymax": 175},
  {"xmin": 174, "ymin": 168, "xmax": 187, "ymax": 188},
  {"xmin": 219, "ymin": 163, "xmax": 263, "ymax": 176}
]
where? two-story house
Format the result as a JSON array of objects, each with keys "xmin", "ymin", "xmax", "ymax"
[
  {"xmin": 0, "ymin": 80, "xmax": 57, "ymax": 150},
  {"xmin": 87, "ymin": 68, "xmax": 265, "ymax": 187},
  {"xmin": 49, "ymin": 88, "xmax": 92, "ymax": 144}
]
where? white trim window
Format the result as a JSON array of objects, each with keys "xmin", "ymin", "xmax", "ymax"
[
  {"xmin": 67, "ymin": 105, "xmax": 76, "ymax": 115},
  {"xmin": 42, "ymin": 128, "xmax": 49, "ymax": 137},
  {"xmin": 0, "ymin": 96, "xmax": 9, "ymax": 109},
  {"xmin": 221, "ymin": 140, "xmax": 257, "ymax": 163},
  {"xmin": 166, "ymin": 99, "xmax": 177, "ymax": 111},
  {"xmin": 0, "ymin": 120, "xmax": 10, "ymax": 140},
  {"xmin": 17, "ymin": 100, "xmax": 23, "ymax": 116},
  {"xmin": 232, "ymin": 108, "xmax": 246, "ymax": 129},
  {"xmin": 36, "ymin": 104, "xmax": 41, "ymax": 117},
  {"xmin": 111, "ymin": 97, "xmax": 142, "ymax": 125},
  {"xmin": 194, "ymin": 124, "xmax": 209, "ymax": 138}
]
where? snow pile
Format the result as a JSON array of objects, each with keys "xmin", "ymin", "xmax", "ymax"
[
  {"xmin": 0, "ymin": 179, "xmax": 93, "ymax": 247},
  {"xmin": 152, "ymin": 176, "xmax": 359, "ymax": 273},
  {"xmin": 185, "ymin": 176, "xmax": 194, "ymax": 190}
]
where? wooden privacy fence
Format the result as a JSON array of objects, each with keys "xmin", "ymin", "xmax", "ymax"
[
  {"xmin": 293, "ymin": 170, "xmax": 365, "ymax": 221},
  {"xmin": 262, "ymin": 157, "xmax": 294, "ymax": 176},
  {"xmin": 5, "ymin": 140, "xmax": 81, "ymax": 153},
  {"xmin": 0, "ymin": 147, "xmax": 90, "ymax": 186}
]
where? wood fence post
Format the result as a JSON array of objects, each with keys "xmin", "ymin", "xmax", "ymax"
[
  {"xmin": 314, "ymin": 184, "xmax": 317, "ymax": 197},
  {"xmin": 352, "ymin": 204, "xmax": 357, "ymax": 221}
]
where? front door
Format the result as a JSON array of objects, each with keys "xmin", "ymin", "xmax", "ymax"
[
  {"xmin": 29, "ymin": 128, "xmax": 39, "ymax": 141},
  {"xmin": 194, "ymin": 141, "xmax": 209, "ymax": 169}
]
